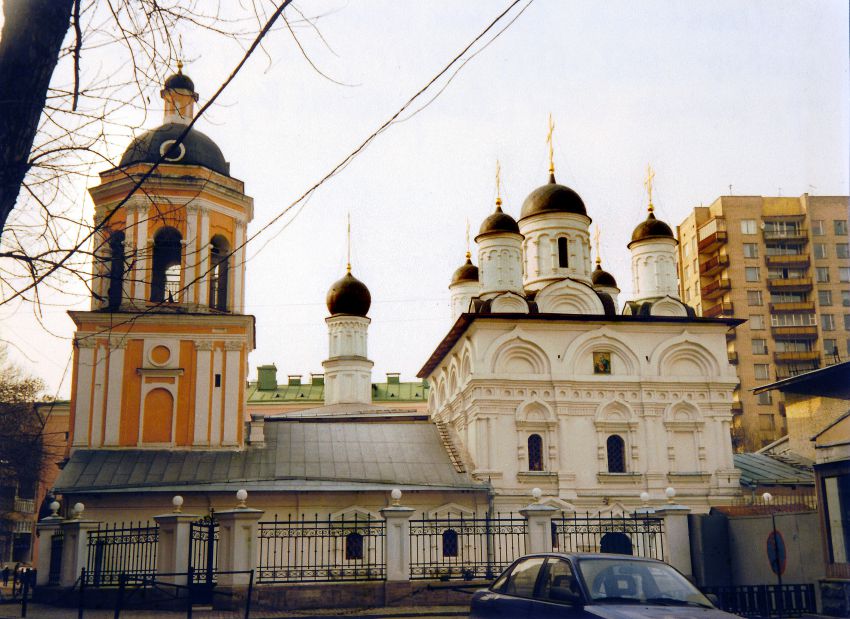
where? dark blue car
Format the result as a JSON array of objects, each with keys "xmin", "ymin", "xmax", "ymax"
[{"xmin": 470, "ymin": 553, "xmax": 741, "ymax": 618}]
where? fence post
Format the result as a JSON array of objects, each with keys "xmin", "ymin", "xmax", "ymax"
[
  {"xmin": 35, "ymin": 506, "xmax": 63, "ymax": 586},
  {"xmin": 59, "ymin": 505, "xmax": 100, "ymax": 588},
  {"xmin": 655, "ymin": 488, "xmax": 692, "ymax": 580},
  {"xmin": 216, "ymin": 491, "xmax": 264, "ymax": 591},
  {"xmin": 154, "ymin": 503, "xmax": 199, "ymax": 589},
  {"xmin": 380, "ymin": 490, "xmax": 415, "ymax": 581},
  {"xmin": 519, "ymin": 489, "xmax": 559, "ymax": 554}
]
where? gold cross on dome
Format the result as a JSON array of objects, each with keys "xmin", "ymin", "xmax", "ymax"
[
  {"xmin": 346, "ymin": 212, "xmax": 351, "ymax": 273},
  {"xmin": 495, "ymin": 159, "xmax": 502, "ymax": 206},
  {"xmin": 593, "ymin": 225, "xmax": 602, "ymax": 265},
  {"xmin": 465, "ymin": 218, "xmax": 471, "ymax": 259},
  {"xmin": 644, "ymin": 164, "xmax": 655, "ymax": 212},
  {"xmin": 546, "ymin": 114, "xmax": 555, "ymax": 174}
]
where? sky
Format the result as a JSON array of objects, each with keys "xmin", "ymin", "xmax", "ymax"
[{"xmin": 1, "ymin": 0, "xmax": 848, "ymax": 398}]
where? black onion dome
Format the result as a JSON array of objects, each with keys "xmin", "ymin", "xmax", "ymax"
[
  {"xmin": 520, "ymin": 173, "xmax": 588, "ymax": 219},
  {"xmin": 119, "ymin": 123, "xmax": 229, "ymax": 176},
  {"xmin": 477, "ymin": 205, "xmax": 520, "ymax": 238},
  {"xmin": 591, "ymin": 263, "xmax": 618, "ymax": 288},
  {"xmin": 451, "ymin": 256, "xmax": 479, "ymax": 285},
  {"xmin": 326, "ymin": 271, "xmax": 371, "ymax": 317},
  {"xmin": 164, "ymin": 71, "xmax": 195, "ymax": 92},
  {"xmin": 628, "ymin": 212, "xmax": 676, "ymax": 246}
]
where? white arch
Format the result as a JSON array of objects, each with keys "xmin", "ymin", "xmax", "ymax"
[
  {"xmin": 490, "ymin": 292, "xmax": 529, "ymax": 314},
  {"xmin": 595, "ymin": 398, "xmax": 636, "ymax": 425},
  {"xmin": 664, "ymin": 399, "xmax": 703, "ymax": 424},
  {"xmin": 651, "ymin": 334, "xmax": 720, "ymax": 377},
  {"xmin": 490, "ymin": 336, "xmax": 550, "ymax": 375},
  {"xmin": 536, "ymin": 278, "xmax": 605, "ymax": 315},
  {"xmin": 516, "ymin": 398, "xmax": 556, "ymax": 425},
  {"xmin": 650, "ymin": 297, "xmax": 688, "ymax": 317},
  {"xmin": 561, "ymin": 327, "xmax": 642, "ymax": 376}
]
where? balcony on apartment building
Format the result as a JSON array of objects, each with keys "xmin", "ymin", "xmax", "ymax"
[
  {"xmin": 763, "ymin": 228, "xmax": 808, "ymax": 243},
  {"xmin": 770, "ymin": 325, "xmax": 819, "ymax": 340},
  {"xmin": 727, "ymin": 351, "xmax": 739, "ymax": 364},
  {"xmin": 766, "ymin": 277, "xmax": 812, "ymax": 292},
  {"xmin": 13, "ymin": 497, "xmax": 35, "ymax": 514},
  {"xmin": 699, "ymin": 254, "xmax": 730, "ymax": 276},
  {"xmin": 769, "ymin": 301, "xmax": 815, "ymax": 312},
  {"xmin": 765, "ymin": 254, "xmax": 810, "ymax": 268},
  {"xmin": 697, "ymin": 218, "xmax": 727, "ymax": 253},
  {"xmin": 704, "ymin": 301, "xmax": 734, "ymax": 318},
  {"xmin": 774, "ymin": 350, "xmax": 820, "ymax": 363},
  {"xmin": 701, "ymin": 278, "xmax": 731, "ymax": 299}
]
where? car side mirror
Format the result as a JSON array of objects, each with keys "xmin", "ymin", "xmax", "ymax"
[
  {"xmin": 705, "ymin": 593, "xmax": 720, "ymax": 607},
  {"xmin": 550, "ymin": 585, "xmax": 582, "ymax": 605}
]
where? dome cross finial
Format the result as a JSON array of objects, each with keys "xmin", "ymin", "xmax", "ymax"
[
  {"xmin": 495, "ymin": 159, "xmax": 503, "ymax": 208},
  {"xmin": 465, "ymin": 218, "xmax": 471, "ymax": 260},
  {"xmin": 644, "ymin": 163, "xmax": 656, "ymax": 213},
  {"xmin": 346, "ymin": 212, "xmax": 352, "ymax": 273},
  {"xmin": 594, "ymin": 224, "xmax": 602, "ymax": 266},
  {"xmin": 546, "ymin": 113, "xmax": 556, "ymax": 178}
]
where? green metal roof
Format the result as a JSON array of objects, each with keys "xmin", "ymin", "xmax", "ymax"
[
  {"xmin": 733, "ymin": 453, "xmax": 814, "ymax": 488},
  {"xmin": 247, "ymin": 379, "xmax": 429, "ymax": 404}
]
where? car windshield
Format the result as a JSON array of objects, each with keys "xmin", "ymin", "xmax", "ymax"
[{"xmin": 577, "ymin": 558, "xmax": 713, "ymax": 608}]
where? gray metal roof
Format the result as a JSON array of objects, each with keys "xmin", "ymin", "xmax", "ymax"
[
  {"xmin": 733, "ymin": 453, "xmax": 814, "ymax": 488},
  {"xmin": 55, "ymin": 418, "xmax": 486, "ymax": 495}
]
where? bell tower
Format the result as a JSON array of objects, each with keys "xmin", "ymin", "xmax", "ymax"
[{"xmin": 68, "ymin": 67, "xmax": 255, "ymax": 451}]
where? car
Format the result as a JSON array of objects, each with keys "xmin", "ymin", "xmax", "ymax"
[{"xmin": 470, "ymin": 552, "xmax": 741, "ymax": 618}]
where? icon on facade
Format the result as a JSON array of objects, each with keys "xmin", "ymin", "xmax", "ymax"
[{"xmin": 593, "ymin": 351, "xmax": 612, "ymax": 374}]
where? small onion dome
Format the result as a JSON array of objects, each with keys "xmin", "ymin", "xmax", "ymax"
[
  {"xmin": 520, "ymin": 173, "xmax": 588, "ymax": 220},
  {"xmin": 628, "ymin": 211, "xmax": 676, "ymax": 247},
  {"xmin": 451, "ymin": 255, "xmax": 479, "ymax": 285},
  {"xmin": 119, "ymin": 123, "xmax": 230, "ymax": 176},
  {"xmin": 164, "ymin": 71, "xmax": 196, "ymax": 93},
  {"xmin": 326, "ymin": 271, "xmax": 371, "ymax": 317},
  {"xmin": 591, "ymin": 263, "xmax": 618, "ymax": 288},
  {"xmin": 476, "ymin": 204, "xmax": 519, "ymax": 238}
]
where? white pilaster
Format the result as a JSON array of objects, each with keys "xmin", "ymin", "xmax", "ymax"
[
  {"xmin": 222, "ymin": 342, "xmax": 242, "ymax": 446},
  {"xmin": 133, "ymin": 204, "xmax": 149, "ymax": 302},
  {"xmin": 102, "ymin": 341, "xmax": 126, "ymax": 446},
  {"xmin": 232, "ymin": 222, "xmax": 245, "ymax": 313},
  {"xmin": 72, "ymin": 340, "xmax": 95, "ymax": 447},
  {"xmin": 198, "ymin": 211, "xmax": 211, "ymax": 307},
  {"xmin": 216, "ymin": 507, "xmax": 264, "ymax": 587},
  {"xmin": 193, "ymin": 340, "xmax": 213, "ymax": 446},
  {"xmin": 210, "ymin": 346, "xmax": 223, "ymax": 446},
  {"xmin": 89, "ymin": 343, "xmax": 107, "ymax": 447},
  {"xmin": 184, "ymin": 205, "xmax": 199, "ymax": 306},
  {"xmin": 380, "ymin": 505, "xmax": 415, "ymax": 581}
]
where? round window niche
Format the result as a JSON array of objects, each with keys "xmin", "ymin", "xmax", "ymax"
[{"xmin": 150, "ymin": 344, "xmax": 171, "ymax": 366}]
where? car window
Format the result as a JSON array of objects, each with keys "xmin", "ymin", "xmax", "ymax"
[
  {"xmin": 502, "ymin": 557, "xmax": 545, "ymax": 598},
  {"xmin": 538, "ymin": 558, "xmax": 580, "ymax": 603}
]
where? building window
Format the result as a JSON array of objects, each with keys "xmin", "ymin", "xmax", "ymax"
[
  {"xmin": 754, "ymin": 364, "xmax": 770, "ymax": 380},
  {"xmin": 747, "ymin": 290, "xmax": 763, "ymax": 306},
  {"xmin": 528, "ymin": 434, "xmax": 544, "ymax": 471},
  {"xmin": 743, "ymin": 243, "xmax": 759, "ymax": 258},
  {"xmin": 745, "ymin": 267, "xmax": 760, "ymax": 282},
  {"xmin": 822, "ymin": 314, "xmax": 835, "ymax": 331},
  {"xmin": 771, "ymin": 313, "xmax": 816, "ymax": 327},
  {"xmin": 817, "ymin": 267, "xmax": 830, "ymax": 283},
  {"xmin": 606, "ymin": 435, "xmax": 626, "ymax": 473},
  {"xmin": 106, "ymin": 231, "xmax": 126, "ymax": 311},
  {"xmin": 812, "ymin": 220, "xmax": 824, "ymax": 236},
  {"xmin": 752, "ymin": 339, "xmax": 768, "ymax": 355},
  {"xmin": 757, "ymin": 392, "xmax": 772, "ymax": 405},
  {"xmin": 842, "ymin": 291, "xmax": 850, "ymax": 307},
  {"xmin": 815, "ymin": 244, "xmax": 828, "ymax": 259},
  {"xmin": 150, "ymin": 226, "xmax": 182, "ymax": 303},
  {"xmin": 345, "ymin": 532, "xmax": 364, "ymax": 560},
  {"xmin": 209, "ymin": 235, "xmax": 231, "ymax": 312},
  {"xmin": 819, "ymin": 290, "xmax": 833, "ymax": 306},
  {"xmin": 683, "ymin": 264, "xmax": 690, "ymax": 279},
  {"xmin": 845, "ymin": 314, "xmax": 850, "ymax": 330},
  {"xmin": 824, "ymin": 339, "xmax": 838, "ymax": 356},
  {"xmin": 741, "ymin": 220, "xmax": 757, "ymax": 235},
  {"xmin": 837, "ymin": 243, "xmax": 850, "ymax": 259},
  {"xmin": 749, "ymin": 315, "xmax": 765, "ymax": 330},
  {"xmin": 442, "ymin": 529, "xmax": 459, "ymax": 557},
  {"xmin": 835, "ymin": 220, "xmax": 848, "ymax": 236},
  {"xmin": 557, "ymin": 237, "xmax": 569, "ymax": 268},
  {"xmin": 840, "ymin": 267, "xmax": 850, "ymax": 283}
]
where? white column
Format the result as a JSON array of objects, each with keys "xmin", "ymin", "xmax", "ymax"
[
  {"xmin": 222, "ymin": 342, "xmax": 242, "ymax": 446},
  {"xmin": 193, "ymin": 340, "xmax": 213, "ymax": 446},
  {"xmin": 102, "ymin": 341, "xmax": 126, "ymax": 446},
  {"xmin": 72, "ymin": 339, "xmax": 96, "ymax": 447},
  {"xmin": 35, "ymin": 515, "xmax": 63, "ymax": 586},
  {"xmin": 133, "ymin": 204, "xmax": 150, "ymax": 303},
  {"xmin": 210, "ymin": 346, "xmax": 223, "ymax": 446},
  {"xmin": 184, "ymin": 205, "xmax": 199, "ymax": 306},
  {"xmin": 154, "ymin": 511, "xmax": 199, "ymax": 587},
  {"xmin": 232, "ymin": 221, "xmax": 245, "ymax": 313},
  {"xmin": 216, "ymin": 507, "xmax": 264, "ymax": 588},
  {"xmin": 198, "ymin": 210, "xmax": 210, "ymax": 307},
  {"xmin": 520, "ymin": 502, "xmax": 559, "ymax": 554},
  {"xmin": 89, "ymin": 342, "xmax": 108, "ymax": 447},
  {"xmin": 380, "ymin": 505, "xmax": 415, "ymax": 581},
  {"xmin": 656, "ymin": 503, "xmax": 692, "ymax": 579},
  {"xmin": 60, "ymin": 517, "xmax": 100, "ymax": 588}
]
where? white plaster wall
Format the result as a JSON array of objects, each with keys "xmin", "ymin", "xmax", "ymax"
[
  {"xmin": 477, "ymin": 234, "xmax": 523, "ymax": 296},
  {"xmin": 519, "ymin": 212, "xmax": 593, "ymax": 291},
  {"xmin": 630, "ymin": 238, "xmax": 680, "ymax": 301}
]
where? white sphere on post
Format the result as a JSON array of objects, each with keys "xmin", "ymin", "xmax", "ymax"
[
  {"xmin": 236, "ymin": 488, "xmax": 248, "ymax": 508},
  {"xmin": 73, "ymin": 502, "xmax": 85, "ymax": 518},
  {"xmin": 172, "ymin": 495, "xmax": 184, "ymax": 513},
  {"xmin": 664, "ymin": 487, "xmax": 676, "ymax": 503},
  {"xmin": 531, "ymin": 487, "xmax": 543, "ymax": 502},
  {"xmin": 390, "ymin": 488, "xmax": 402, "ymax": 506}
]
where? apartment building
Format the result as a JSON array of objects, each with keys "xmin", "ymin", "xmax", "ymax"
[{"xmin": 677, "ymin": 195, "xmax": 850, "ymax": 451}]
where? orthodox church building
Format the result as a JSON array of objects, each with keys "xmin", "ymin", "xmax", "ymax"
[{"xmin": 55, "ymin": 70, "xmax": 741, "ymax": 522}]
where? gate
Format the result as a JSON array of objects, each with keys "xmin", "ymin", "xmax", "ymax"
[
  {"xmin": 188, "ymin": 516, "xmax": 218, "ymax": 603},
  {"xmin": 553, "ymin": 512, "xmax": 664, "ymax": 560}
]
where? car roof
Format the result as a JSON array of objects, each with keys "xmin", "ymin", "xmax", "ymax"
[{"xmin": 517, "ymin": 552, "xmax": 665, "ymax": 562}]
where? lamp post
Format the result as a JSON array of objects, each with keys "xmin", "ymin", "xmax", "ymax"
[{"xmin": 762, "ymin": 492, "xmax": 783, "ymax": 617}]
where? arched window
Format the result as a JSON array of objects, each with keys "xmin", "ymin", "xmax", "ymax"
[
  {"xmin": 606, "ymin": 435, "xmax": 626, "ymax": 473},
  {"xmin": 528, "ymin": 434, "xmax": 544, "ymax": 471},
  {"xmin": 106, "ymin": 231, "xmax": 125, "ymax": 310},
  {"xmin": 151, "ymin": 227, "xmax": 182, "ymax": 302},
  {"xmin": 442, "ymin": 529, "xmax": 458, "ymax": 557},
  {"xmin": 209, "ymin": 235, "xmax": 230, "ymax": 311},
  {"xmin": 557, "ymin": 237, "xmax": 569, "ymax": 268},
  {"xmin": 345, "ymin": 532, "xmax": 363, "ymax": 560}
]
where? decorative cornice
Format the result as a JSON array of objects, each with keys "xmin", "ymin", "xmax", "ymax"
[
  {"xmin": 74, "ymin": 337, "xmax": 97, "ymax": 349},
  {"xmin": 224, "ymin": 341, "xmax": 244, "ymax": 351},
  {"xmin": 193, "ymin": 339, "xmax": 214, "ymax": 351}
]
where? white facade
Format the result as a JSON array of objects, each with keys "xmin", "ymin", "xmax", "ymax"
[
  {"xmin": 520, "ymin": 212, "xmax": 594, "ymax": 291},
  {"xmin": 323, "ymin": 315, "xmax": 374, "ymax": 405},
  {"xmin": 476, "ymin": 232, "xmax": 524, "ymax": 297},
  {"xmin": 630, "ymin": 237, "xmax": 680, "ymax": 302}
]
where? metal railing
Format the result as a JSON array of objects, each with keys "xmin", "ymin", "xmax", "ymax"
[
  {"xmin": 84, "ymin": 521, "xmax": 158, "ymax": 587},
  {"xmin": 409, "ymin": 513, "xmax": 527, "ymax": 580},
  {"xmin": 257, "ymin": 513, "xmax": 385, "ymax": 583},
  {"xmin": 552, "ymin": 512, "xmax": 664, "ymax": 560},
  {"xmin": 48, "ymin": 532, "xmax": 64, "ymax": 585},
  {"xmin": 702, "ymin": 584, "xmax": 816, "ymax": 617}
]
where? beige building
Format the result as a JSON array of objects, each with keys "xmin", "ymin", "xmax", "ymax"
[{"xmin": 677, "ymin": 195, "xmax": 850, "ymax": 451}]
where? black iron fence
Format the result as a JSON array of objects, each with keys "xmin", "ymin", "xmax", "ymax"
[
  {"xmin": 84, "ymin": 521, "xmax": 158, "ymax": 587},
  {"xmin": 48, "ymin": 531, "xmax": 64, "ymax": 585},
  {"xmin": 702, "ymin": 584, "xmax": 817, "ymax": 617},
  {"xmin": 409, "ymin": 513, "xmax": 527, "ymax": 580},
  {"xmin": 552, "ymin": 512, "xmax": 664, "ymax": 560},
  {"xmin": 257, "ymin": 513, "xmax": 385, "ymax": 583}
]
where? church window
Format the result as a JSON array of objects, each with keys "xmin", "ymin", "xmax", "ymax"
[
  {"xmin": 442, "ymin": 529, "xmax": 458, "ymax": 557},
  {"xmin": 345, "ymin": 532, "xmax": 363, "ymax": 560},
  {"xmin": 151, "ymin": 226, "xmax": 182, "ymax": 302},
  {"xmin": 528, "ymin": 434, "xmax": 544, "ymax": 471},
  {"xmin": 106, "ymin": 231, "xmax": 125, "ymax": 310},
  {"xmin": 209, "ymin": 235, "xmax": 231, "ymax": 311},
  {"xmin": 606, "ymin": 435, "xmax": 626, "ymax": 473},
  {"xmin": 557, "ymin": 237, "xmax": 568, "ymax": 268}
]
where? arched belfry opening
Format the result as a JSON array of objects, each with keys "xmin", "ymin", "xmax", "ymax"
[
  {"xmin": 106, "ymin": 230, "xmax": 126, "ymax": 310},
  {"xmin": 151, "ymin": 226, "xmax": 182, "ymax": 303},
  {"xmin": 557, "ymin": 236, "xmax": 568, "ymax": 268},
  {"xmin": 209, "ymin": 235, "xmax": 231, "ymax": 311}
]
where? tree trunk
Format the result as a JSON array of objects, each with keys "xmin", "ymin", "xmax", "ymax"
[{"xmin": 0, "ymin": 0, "xmax": 74, "ymax": 239}]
